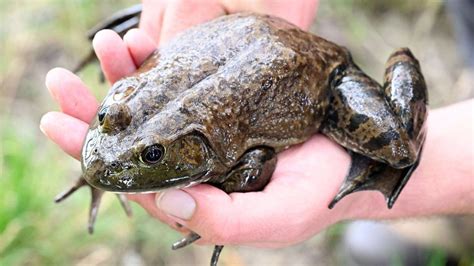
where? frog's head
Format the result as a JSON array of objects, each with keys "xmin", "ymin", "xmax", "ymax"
[{"xmin": 81, "ymin": 102, "xmax": 219, "ymax": 192}]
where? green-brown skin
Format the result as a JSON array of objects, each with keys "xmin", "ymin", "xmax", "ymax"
[{"xmin": 58, "ymin": 12, "xmax": 428, "ymax": 266}]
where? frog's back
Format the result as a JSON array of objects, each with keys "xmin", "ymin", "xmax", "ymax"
[{"xmin": 127, "ymin": 13, "xmax": 347, "ymax": 165}]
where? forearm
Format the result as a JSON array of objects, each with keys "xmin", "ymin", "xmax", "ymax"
[{"xmin": 345, "ymin": 100, "xmax": 474, "ymax": 220}]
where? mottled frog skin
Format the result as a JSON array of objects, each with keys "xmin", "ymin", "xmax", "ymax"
[{"xmin": 56, "ymin": 9, "xmax": 428, "ymax": 266}]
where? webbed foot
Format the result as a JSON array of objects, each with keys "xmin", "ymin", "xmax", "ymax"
[
  {"xmin": 74, "ymin": 4, "xmax": 143, "ymax": 73},
  {"xmin": 324, "ymin": 48, "xmax": 427, "ymax": 208},
  {"xmin": 328, "ymin": 150, "xmax": 422, "ymax": 209}
]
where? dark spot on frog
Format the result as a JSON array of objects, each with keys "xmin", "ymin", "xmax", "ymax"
[
  {"xmin": 363, "ymin": 129, "xmax": 399, "ymax": 151},
  {"xmin": 347, "ymin": 113, "xmax": 369, "ymax": 132},
  {"xmin": 113, "ymin": 86, "xmax": 136, "ymax": 101},
  {"xmin": 329, "ymin": 64, "xmax": 347, "ymax": 88},
  {"xmin": 261, "ymin": 79, "xmax": 273, "ymax": 90},
  {"xmin": 119, "ymin": 175, "xmax": 133, "ymax": 187}
]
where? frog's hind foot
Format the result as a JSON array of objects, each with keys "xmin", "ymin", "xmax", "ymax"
[
  {"xmin": 55, "ymin": 176, "xmax": 132, "ymax": 234},
  {"xmin": 171, "ymin": 232, "xmax": 224, "ymax": 266},
  {"xmin": 328, "ymin": 150, "xmax": 422, "ymax": 209},
  {"xmin": 74, "ymin": 4, "xmax": 143, "ymax": 73},
  {"xmin": 211, "ymin": 245, "xmax": 224, "ymax": 266},
  {"xmin": 171, "ymin": 231, "xmax": 201, "ymax": 250}
]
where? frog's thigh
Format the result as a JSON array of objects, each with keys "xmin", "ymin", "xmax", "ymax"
[
  {"xmin": 220, "ymin": 147, "xmax": 276, "ymax": 193},
  {"xmin": 324, "ymin": 66, "xmax": 417, "ymax": 168},
  {"xmin": 383, "ymin": 48, "xmax": 428, "ymax": 148}
]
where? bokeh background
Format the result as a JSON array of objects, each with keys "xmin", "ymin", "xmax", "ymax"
[{"xmin": 1, "ymin": 0, "xmax": 472, "ymax": 265}]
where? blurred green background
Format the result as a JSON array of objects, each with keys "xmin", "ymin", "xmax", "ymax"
[{"xmin": 0, "ymin": 0, "xmax": 472, "ymax": 265}]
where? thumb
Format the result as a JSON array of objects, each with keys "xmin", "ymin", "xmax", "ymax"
[{"xmin": 156, "ymin": 184, "xmax": 238, "ymax": 245}]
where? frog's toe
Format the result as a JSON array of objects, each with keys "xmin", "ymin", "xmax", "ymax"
[
  {"xmin": 88, "ymin": 187, "xmax": 104, "ymax": 234},
  {"xmin": 386, "ymin": 151, "xmax": 422, "ymax": 208},
  {"xmin": 329, "ymin": 150, "xmax": 422, "ymax": 209},
  {"xmin": 171, "ymin": 231, "xmax": 201, "ymax": 250},
  {"xmin": 116, "ymin": 194, "xmax": 133, "ymax": 217},
  {"xmin": 54, "ymin": 176, "xmax": 88, "ymax": 203},
  {"xmin": 211, "ymin": 245, "xmax": 224, "ymax": 266}
]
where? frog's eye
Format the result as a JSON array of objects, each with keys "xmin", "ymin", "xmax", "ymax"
[{"xmin": 141, "ymin": 144, "xmax": 165, "ymax": 164}]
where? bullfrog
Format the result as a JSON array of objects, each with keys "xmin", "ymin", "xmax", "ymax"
[{"xmin": 56, "ymin": 6, "xmax": 428, "ymax": 266}]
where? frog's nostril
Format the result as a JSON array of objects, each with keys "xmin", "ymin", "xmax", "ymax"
[{"xmin": 99, "ymin": 103, "xmax": 132, "ymax": 134}]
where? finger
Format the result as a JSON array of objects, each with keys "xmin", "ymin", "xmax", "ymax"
[
  {"xmin": 92, "ymin": 29, "xmax": 136, "ymax": 83},
  {"xmin": 45, "ymin": 68, "xmax": 99, "ymax": 123},
  {"xmin": 40, "ymin": 112, "xmax": 89, "ymax": 160},
  {"xmin": 140, "ymin": 0, "xmax": 166, "ymax": 43},
  {"xmin": 159, "ymin": 0, "xmax": 226, "ymax": 45},
  {"xmin": 123, "ymin": 28, "xmax": 157, "ymax": 66},
  {"xmin": 222, "ymin": 0, "xmax": 319, "ymax": 30},
  {"xmin": 155, "ymin": 136, "xmax": 351, "ymax": 247}
]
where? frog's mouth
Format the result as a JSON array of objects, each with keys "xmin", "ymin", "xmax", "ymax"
[
  {"xmin": 88, "ymin": 170, "xmax": 210, "ymax": 193},
  {"xmin": 148, "ymin": 170, "xmax": 210, "ymax": 191}
]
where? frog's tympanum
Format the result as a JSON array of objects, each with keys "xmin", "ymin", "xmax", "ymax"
[{"xmin": 56, "ymin": 5, "xmax": 428, "ymax": 266}]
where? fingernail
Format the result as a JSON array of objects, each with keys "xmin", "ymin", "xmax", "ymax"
[
  {"xmin": 157, "ymin": 189, "xmax": 196, "ymax": 220},
  {"xmin": 45, "ymin": 68, "xmax": 60, "ymax": 101},
  {"xmin": 39, "ymin": 115, "xmax": 50, "ymax": 137}
]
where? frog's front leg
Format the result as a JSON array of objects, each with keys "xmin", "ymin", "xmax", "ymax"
[
  {"xmin": 74, "ymin": 4, "xmax": 143, "ymax": 73},
  {"xmin": 218, "ymin": 147, "xmax": 277, "ymax": 193},
  {"xmin": 171, "ymin": 147, "xmax": 276, "ymax": 266},
  {"xmin": 324, "ymin": 48, "xmax": 428, "ymax": 208}
]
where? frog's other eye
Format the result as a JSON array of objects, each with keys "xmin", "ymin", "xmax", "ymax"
[{"xmin": 141, "ymin": 144, "xmax": 165, "ymax": 164}]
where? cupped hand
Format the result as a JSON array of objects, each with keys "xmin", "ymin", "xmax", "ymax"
[{"xmin": 41, "ymin": 0, "xmax": 362, "ymax": 248}]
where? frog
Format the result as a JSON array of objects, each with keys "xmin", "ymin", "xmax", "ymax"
[{"xmin": 55, "ymin": 6, "xmax": 428, "ymax": 266}]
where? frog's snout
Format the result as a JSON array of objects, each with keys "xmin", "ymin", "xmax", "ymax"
[{"xmin": 98, "ymin": 103, "xmax": 132, "ymax": 134}]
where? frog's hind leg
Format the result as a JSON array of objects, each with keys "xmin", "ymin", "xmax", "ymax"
[
  {"xmin": 74, "ymin": 4, "xmax": 143, "ymax": 73},
  {"xmin": 324, "ymin": 48, "xmax": 428, "ymax": 208},
  {"xmin": 55, "ymin": 176, "xmax": 132, "ymax": 234},
  {"xmin": 328, "ymin": 150, "xmax": 422, "ymax": 209}
]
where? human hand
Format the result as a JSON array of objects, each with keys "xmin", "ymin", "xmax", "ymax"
[
  {"xmin": 40, "ymin": 0, "xmax": 358, "ymax": 249},
  {"xmin": 139, "ymin": 0, "xmax": 319, "ymax": 45}
]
